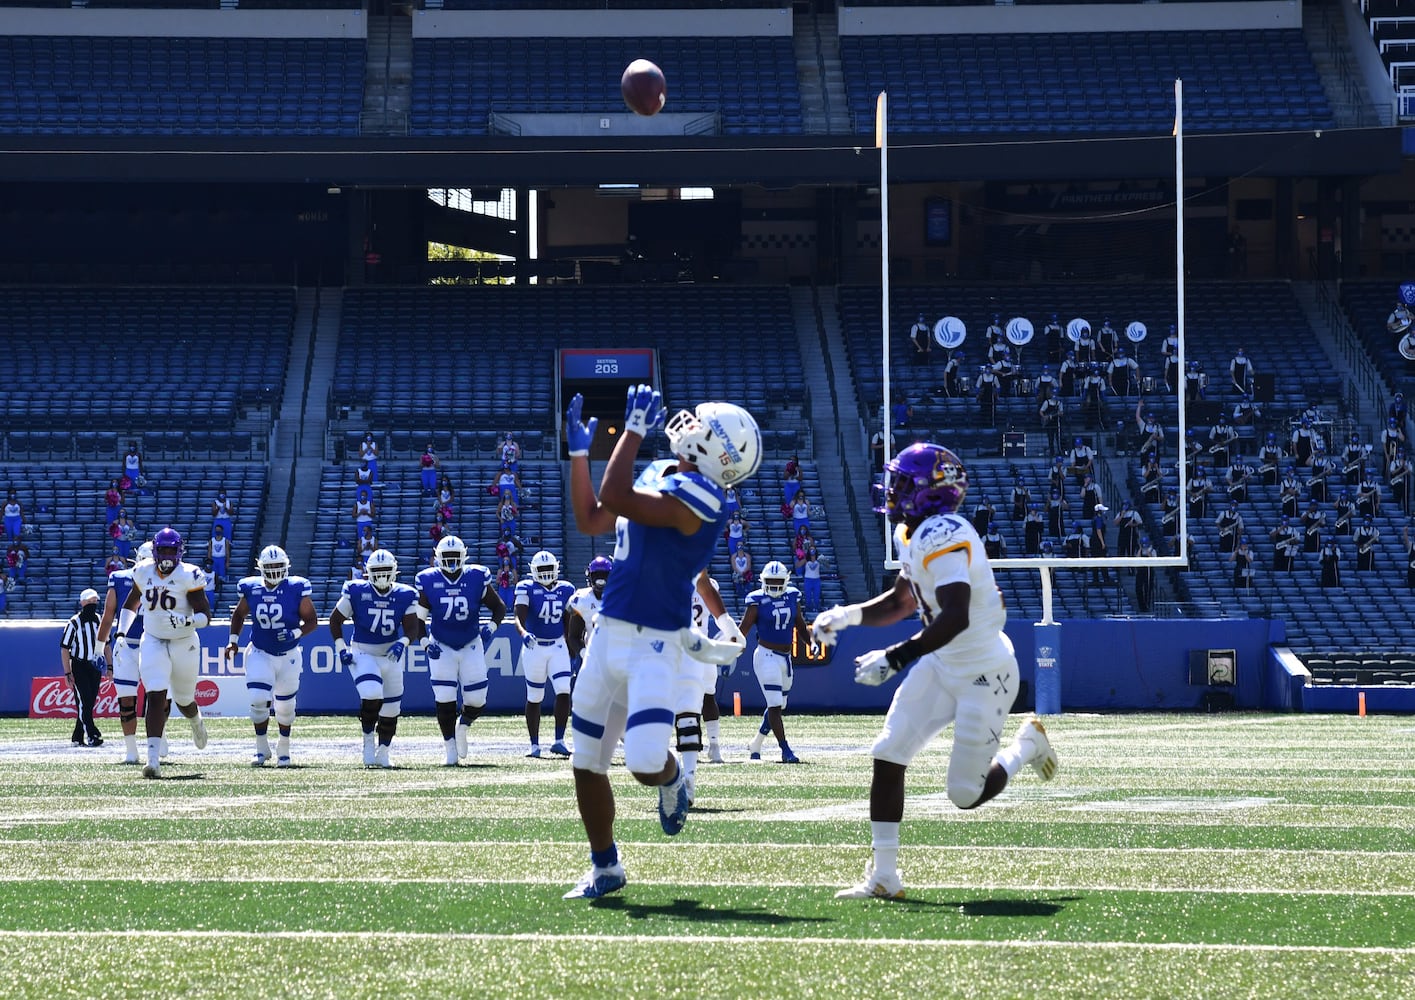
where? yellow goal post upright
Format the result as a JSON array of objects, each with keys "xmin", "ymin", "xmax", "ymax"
[{"xmin": 875, "ymin": 82, "xmax": 1193, "ymax": 715}]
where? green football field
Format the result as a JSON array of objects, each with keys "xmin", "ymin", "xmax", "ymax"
[{"xmin": 1, "ymin": 711, "xmax": 1412, "ymax": 999}]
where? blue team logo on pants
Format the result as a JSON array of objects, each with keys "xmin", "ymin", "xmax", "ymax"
[{"xmin": 650, "ymin": 640, "xmax": 664, "ymax": 653}]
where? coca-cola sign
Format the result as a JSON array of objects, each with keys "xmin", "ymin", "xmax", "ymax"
[
  {"xmin": 194, "ymin": 679, "xmax": 220, "ymax": 708},
  {"xmin": 29, "ymin": 676, "xmax": 140, "ymax": 718}
]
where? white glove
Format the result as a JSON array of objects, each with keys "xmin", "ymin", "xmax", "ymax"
[
  {"xmin": 681, "ymin": 627, "xmax": 744, "ymax": 665},
  {"xmin": 713, "ymin": 612, "xmax": 744, "ymax": 645},
  {"xmin": 854, "ymin": 649, "xmax": 895, "ymax": 686},
  {"xmin": 812, "ymin": 604, "xmax": 861, "ymax": 648}
]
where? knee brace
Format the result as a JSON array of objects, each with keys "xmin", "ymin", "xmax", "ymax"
[
  {"xmin": 273, "ymin": 693, "xmax": 296, "ymax": 729},
  {"xmin": 460, "ymin": 705, "xmax": 483, "ymax": 726},
  {"xmin": 250, "ymin": 699, "xmax": 271, "ymax": 726},
  {"xmin": 675, "ymin": 713, "xmax": 703, "ymax": 753},
  {"xmin": 375, "ymin": 715, "xmax": 398, "ymax": 743},
  {"xmin": 119, "ymin": 697, "xmax": 137, "ymax": 726},
  {"xmin": 435, "ymin": 701, "xmax": 458, "ymax": 739},
  {"xmin": 359, "ymin": 699, "xmax": 382, "ymax": 732}
]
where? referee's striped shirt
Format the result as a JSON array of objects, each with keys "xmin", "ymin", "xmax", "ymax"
[{"xmin": 61, "ymin": 613, "xmax": 101, "ymax": 662}]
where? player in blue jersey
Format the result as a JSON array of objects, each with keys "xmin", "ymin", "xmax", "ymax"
[
  {"xmin": 739, "ymin": 560, "xmax": 808, "ymax": 764},
  {"xmin": 514, "ymin": 550, "xmax": 578, "ymax": 758},
  {"xmin": 224, "ymin": 545, "xmax": 318, "ymax": 767},
  {"xmin": 96, "ymin": 541, "xmax": 152, "ymax": 764},
  {"xmin": 329, "ymin": 548, "xmax": 420, "ymax": 769},
  {"xmin": 562, "ymin": 384, "xmax": 762, "ymax": 900},
  {"xmin": 414, "ymin": 535, "xmax": 506, "ymax": 766}
]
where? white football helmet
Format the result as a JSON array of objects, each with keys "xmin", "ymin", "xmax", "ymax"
[
  {"xmin": 435, "ymin": 535, "xmax": 466, "ymax": 575},
  {"xmin": 761, "ymin": 560, "xmax": 790, "ymax": 597},
  {"xmin": 366, "ymin": 549, "xmax": 398, "ymax": 593},
  {"xmin": 258, "ymin": 545, "xmax": 289, "ymax": 587},
  {"xmin": 665, "ymin": 401, "xmax": 762, "ymax": 487},
  {"xmin": 134, "ymin": 542, "xmax": 153, "ymax": 564},
  {"xmin": 530, "ymin": 550, "xmax": 560, "ymax": 586}
]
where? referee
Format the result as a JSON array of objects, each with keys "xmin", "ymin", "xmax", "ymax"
[{"xmin": 61, "ymin": 588, "xmax": 105, "ymax": 747}]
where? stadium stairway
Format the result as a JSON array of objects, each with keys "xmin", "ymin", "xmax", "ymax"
[
  {"xmin": 1291, "ymin": 281, "xmax": 1388, "ymax": 441},
  {"xmin": 286, "ymin": 287, "xmax": 344, "ymax": 572},
  {"xmin": 793, "ymin": 285, "xmax": 874, "ymax": 602},
  {"xmin": 258, "ymin": 287, "xmax": 318, "ymax": 561}
]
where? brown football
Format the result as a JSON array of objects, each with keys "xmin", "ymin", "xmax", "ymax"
[{"xmin": 621, "ymin": 59, "xmax": 667, "ymax": 116}]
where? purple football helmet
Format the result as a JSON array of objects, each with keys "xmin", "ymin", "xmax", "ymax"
[
  {"xmin": 586, "ymin": 556, "xmax": 612, "ymax": 596},
  {"xmin": 152, "ymin": 526, "xmax": 183, "ymax": 573},
  {"xmin": 876, "ymin": 443, "xmax": 968, "ymax": 524}
]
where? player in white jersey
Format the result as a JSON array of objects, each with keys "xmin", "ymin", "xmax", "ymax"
[
  {"xmin": 812, "ymin": 443, "xmax": 1059, "ymax": 900},
  {"xmin": 97, "ymin": 541, "xmax": 152, "ymax": 764},
  {"xmin": 565, "ymin": 556, "xmax": 611, "ymax": 665},
  {"xmin": 225, "ymin": 545, "xmax": 318, "ymax": 767},
  {"xmin": 683, "ymin": 571, "xmax": 739, "ymax": 774},
  {"xmin": 115, "ymin": 528, "xmax": 212, "ymax": 779}
]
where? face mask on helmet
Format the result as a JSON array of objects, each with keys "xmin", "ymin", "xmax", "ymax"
[
  {"xmin": 665, "ymin": 401, "xmax": 762, "ymax": 488},
  {"xmin": 761, "ymin": 561, "xmax": 790, "ymax": 596},
  {"xmin": 436, "ymin": 536, "xmax": 467, "ymax": 575},
  {"xmin": 874, "ymin": 444, "xmax": 969, "ymax": 524},
  {"xmin": 152, "ymin": 528, "xmax": 183, "ymax": 573},
  {"xmin": 531, "ymin": 551, "xmax": 559, "ymax": 586},
  {"xmin": 259, "ymin": 545, "xmax": 289, "ymax": 587},
  {"xmin": 134, "ymin": 542, "xmax": 153, "ymax": 564},
  {"xmin": 586, "ymin": 556, "xmax": 612, "ymax": 596},
  {"xmin": 367, "ymin": 550, "xmax": 398, "ymax": 592}
]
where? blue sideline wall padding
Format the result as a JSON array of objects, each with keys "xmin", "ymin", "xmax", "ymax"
[{"xmin": 2, "ymin": 618, "xmax": 1295, "ymax": 715}]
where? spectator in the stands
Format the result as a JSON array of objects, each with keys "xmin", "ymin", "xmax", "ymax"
[
  {"xmin": 1389, "ymin": 449, "xmax": 1411, "ymax": 514},
  {"xmin": 1042, "ymin": 313, "xmax": 1064, "ymax": 363},
  {"xmin": 1404, "ymin": 521, "xmax": 1415, "ymax": 590},
  {"xmin": 495, "ymin": 462, "xmax": 521, "ymax": 507},
  {"xmin": 1319, "ymin": 538, "xmax": 1342, "ymax": 588},
  {"xmin": 354, "ymin": 460, "xmax": 374, "ymax": 490},
  {"xmin": 1139, "ymin": 452, "xmax": 1163, "ymax": 506},
  {"xmin": 731, "ymin": 544, "xmax": 754, "ymax": 600},
  {"xmin": 1291, "ymin": 418, "xmax": 1318, "ymax": 467},
  {"xmin": 1047, "ymin": 490, "xmax": 1067, "ymax": 541},
  {"xmin": 1340, "ymin": 433, "xmax": 1366, "ymax": 487},
  {"xmin": 909, "ymin": 313, "xmax": 932, "ymax": 364},
  {"xmin": 208, "ymin": 525, "xmax": 229, "ymax": 599},
  {"xmin": 496, "ymin": 557, "xmax": 516, "ymax": 608},
  {"xmin": 349, "ymin": 555, "xmax": 366, "ymax": 585},
  {"xmin": 1080, "ymin": 364, "xmax": 1107, "ymax": 428},
  {"xmin": 941, "ymin": 350, "xmax": 965, "ymax": 398},
  {"xmin": 114, "ymin": 512, "xmax": 136, "ymax": 561},
  {"xmin": 358, "ymin": 432, "xmax": 379, "ymax": 484},
  {"xmin": 1389, "ymin": 391, "xmax": 1408, "ymax": 429},
  {"xmin": 1114, "ymin": 502, "xmax": 1142, "ymax": 557},
  {"xmin": 1188, "ymin": 465, "xmax": 1212, "ymax": 520},
  {"xmin": 1225, "ymin": 458, "xmax": 1253, "ymax": 505},
  {"xmin": 1258, "ymin": 433, "xmax": 1283, "ymax": 486},
  {"xmin": 798, "ymin": 545, "xmax": 823, "ymax": 612},
  {"xmin": 2, "ymin": 490, "xmax": 22, "ymax": 545},
  {"xmin": 1331, "ymin": 491, "xmax": 1355, "ymax": 536},
  {"xmin": 1161, "ymin": 488, "xmax": 1180, "ymax": 539},
  {"xmin": 1035, "ymin": 364, "xmax": 1058, "ymax": 403},
  {"xmin": 984, "ymin": 313, "xmax": 1004, "ymax": 353},
  {"xmin": 1024, "ymin": 503, "xmax": 1045, "ymax": 555},
  {"xmin": 1048, "ymin": 455, "xmax": 1067, "ymax": 500},
  {"xmin": 1108, "ymin": 347, "xmax": 1138, "ymax": 396},
  {"xmin": 1355, "ymin": 515, "xmax": 1380, "ymax": 572},
  {"xmin": 1280, "ymin": 466, "xmax": 1302, "ymax": 518},
  {"xmin": 1228, "ymin": 536, "xmax": 1255, "ymax": 590},
  {"xmin": 1079, "ymin": 477, "xmax": 1101, "ymax": 522},
  {"xmin": 783, "ymin": 455, "xmax": 801, "ymax": 506},
  {"xmin": 7, "ymin": 539, "xmax": 28, "ymax": 583},
  {"xmin": 496, "ymin": 529, "xmax": 519, "ymax": 571},
  {"xmin": 870, "ymin": 426, "xmax": 897, "ymax": 474},
  {"xmin": 971, "ymin": 495, "xmax": 996, "ymax": 538},
  {"xmin": 1039, "ymin": 394, "xmax": 1064, "ymax": 455},
  {"xmin": 357, "ymin": 524, "xmax": 378, "ymax": 562},
  {"xmin": 497, "ymin": 494, "xmax": 519, "ymax": 539},
  {"xmin": 1229, "ymin": 348, "xmax": 1255, "ymax": 396},
  {"xmin": 429, "ymin": 512, "xmax": 447, "ymax": 554},
  {"xmin": 726, "ymin": 510, "xmax": 749, "ymax": 556},
  {"xmin": 122, "ymin": 441, "xmax": 143, "ymax": 488},
  {"xmin": 989, "ymin": 345, "xmax": 1017, "ymax": 396},
  {"xmin": 1058, "ymin": 350, "xmax": 1079, "ymax": 397},
  {"xmin": 1010, "ymin": 476, "xmax": 1030, "ymax": 521},
  {"xmin": 352, "ymin": 487, "xmax": 376, "ymax": 536},
  {"xmin": 891, "ymin": 394, "xmax": 913, "ymax": 431},
  {"xmin": 1215, "ymin": 501, "xmax": 1243, "ymax": 555},
  {"xmin": 1269, "ymin": 517, "xmax": 1300, "ymax": 573},
  {"xmin": 1357, "ymin": 468, "xmax": 1381, "ymax": 517},
  {"xmin": 983, "ymin": 522, "xmax": 1006, "ymax": 560},
  {"xmin": 1207, "ymin": 413, "xmax": 1237, "ymax": 471},
  {"xmin": 1075, "ymin": 323, "xmax": 1096, "ymax": 364},
  {"xmin": 1089, "ymin": 504, "xmax": 1110, "ymax": 583},
  {"xmin": 211, "ymin": 487, "xmax": 235, "ymax": 541},
  {"xmin": 1135, "ymin": 536, "xmax": 1158, "ymax": 611},
  {"xmin": 722, "ymin": 484, "xmax": 740, "ymax": 518},
  {"xmin": 975, "ymin": 364, "xmax": 1000, "ymax": 417},
  {"xmin": 1096, "ymin": 318, "xmax": 1118, "ymax": 363},
  {"xmin": 1063, "ymin": 521, "xmax": 1087, "ymax": 559},
  {"xmin": 1309, "ymin": 447, "xmax": 1335, "ymax": 504},
  {"xmin": 1161, "ymin": 325, "xmax": 1180, "ymax": 393},
  {"xmin": 104, "ymin": 480, "xmax": 124, "ymax": 526},
  {"xmin": 1068, "ymin": 437, "xmax": 1095, "ymax": 485},
  {"xmin": 104, "ymin": 546, "xmax": 125, "ymax": 577},
  {"xmin": 420, "ymin": 442, "xmax": 439, "ymax": 496},
  {"xmin": 436, "ymin": 475, "xmax": 455, "ymax": 520},
  {"xmin": 1382, "ymin": 418, "xmax": 1407, "ymax": 473},
  {"xmin": 1301, "ymin": 499, "xmax": 1325, "ymax": 553},
  {"xmin": 499, "ymin": 432, "xmax": 520, "ymax": 470},
  {"xmin": 790, "ymin": 493, "xmax": 811, "ymax": 539},
  {"xmin": 1184, "ymin": 428, "xmax": 1202, "ymax": 472},
  {"xmin": 1183, "ymin": 360, "xmax": 1205, "ymax": 402},
  {"xmin": 1135, "ymin": 402, "xmax": 1163, "ymax": 458}
]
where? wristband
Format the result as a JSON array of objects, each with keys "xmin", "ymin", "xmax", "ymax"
[
  {"xmin": 117, "ymin": 607, "xmax": 137, "ymax": 638},
  {"xmin": 192, "ymin": 612, "xmax": 210, "ymax": 629},
  {"xmin": 884, "ymin": 637, "xmax": 926, "ymax": 673},
  {"xmin": 842, "ymin": 605, "xmax": 864, "ymax": 627},
  {"xmin": 227, "ymin": 635, "xmax": 240, "ymax": 647}
]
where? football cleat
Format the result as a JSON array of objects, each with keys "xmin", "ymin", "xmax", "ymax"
[
  {"xmin": 159, "ymin": 736, "xmax": 169, "ymax": 760},
  {"xmin": 362, "ymin": 734, "xmax": 376, "ymax": 767},
  {"xmin": 657, "ymin": 757, "xmax": 691, "ymax": 836},
  {"xmin": 707, "ymin": 741, "xmax": 724, "ymax": 764},
  {"xmin": 276, "ymin": 756, "xmax": 292, "ymax": 769},
  {"xmin": 683, "ymin": 773, "xmax": 696, "ymax": 807},
  {"xmin": 142, "ymin": 763, "xmax": 161, "ymax": 780},
  {"xmin": 835, "ymin": 863, "xmax": 905, "ymax": 900},
  {"xmin": 455, "ymin": 720, "xmax": 469, "ymax": 761},
  {"xmin": 749, "ymin": 750, "xmax": 762, "ymax": 761},
  {"xmin": 563, "ymin": 864, "xmax": 627, "ymax": 900},
  {"xmin": 119, "ymin": 754, "xmax": 139, "ymax": 766},
  {"xmin": 373, "ymin": 745, "xmax": 392, "ymax": 769},
  {"xmin": 443, "ymin": 742, "xmax": 459, "ymax": 767},
  {"xmin": 251, "ymin": 752, "xmax": 269, "ymax": 768},
  {"xmin": 527, "ymin": 746, "xmax": 542, "ymax": 759},
  {"xmin": 780, "ymin": 748, "xmax": 801, "ymax": 764},
  {"xmin": 190, "ymin": 714, "xmax": 208, "ymax": 750},
  {"xmin": 1016, "ymin": 714, "xmax": 1059, "ymax": 780},
  {"xmin": 550, "ymin": 741, "xmax": 570, "ymax": 758}
]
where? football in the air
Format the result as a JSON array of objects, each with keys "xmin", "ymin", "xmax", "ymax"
[{"xmin": 621, "ymin": 59, "xmax": 667, "ymax": 116}]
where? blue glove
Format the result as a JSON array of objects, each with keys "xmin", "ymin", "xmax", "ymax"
[
  {"xmin": 623, "ymin": 384, "xmax": 664, "ymax": 438},
  {"xmin": 479, "ymin": 624, "xmax": 496, "ymax": 646},
  {"xmin": 94, "ymin": 654, "xmax": 107, "ymax": 675},
  {"xmin": 339, "ymin": 649, "xmax": 355, "ymax": 669},
  {"xmin": 522, "ymin": 631, "xmax": 536, "ymax": 648},
  {"xmin": 566, "ymin": 394, "xmax": 598, "ymax": 457},
  {"xmin": 425, "ymin": 640, "xmax": 442, "ymax": 660},
  {"xmin": 387, "ymin": 640, "xmax": 407, "ymax": 663},
  {"xmin": 273, "ymin": 628, "xmax": 298, "ymax": 644}
]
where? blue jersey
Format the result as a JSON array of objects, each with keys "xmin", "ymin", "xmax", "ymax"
[
  {"xmin": 747, "ymin": 586, "xmax": 803, "ymax": 647},
  {"xmin": 416, "ymin": 564, "xmax": 494, "ymax": 649},
  {"xmin": 515, "ymin": 578, "xmax": 577, "ymax": 640},
  {"xmin": 337, "ymin": 580, "xmax": 418, "ymax": 646},
  {"xmin": 600, "ymin": 460, "xmax": 727, "ymax": 632},
  {"xmin": 108, "ymin": 568, "xmax": 144, "ymax": 641},
  {"xmin": 237, "ymin": 575, "xmax": 312, "ymax": 655}
]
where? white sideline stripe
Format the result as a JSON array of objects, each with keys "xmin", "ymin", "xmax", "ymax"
[
  {"xmin": 1, "ymin": 838, "xmax": 1411, "ymax": 860},
  {"xmin": 0, "ymin": 929, "xmax": 1410, "ymax": 955},
  {"xmin": 0, "ymin": 873, "xmax": 1408, "ymax": 896}
]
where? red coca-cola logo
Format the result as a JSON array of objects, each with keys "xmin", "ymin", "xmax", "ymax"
[
  {"xmin": 194, "ymin": 679, "xmax": 220, "ymax": 708},
  {"xmin": 30, "ymin": 677, "xmax": 142, "ymax": 718}
]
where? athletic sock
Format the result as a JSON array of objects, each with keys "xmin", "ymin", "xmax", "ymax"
[
  {"xmin": 870, "ymin": 821, "xmax": 901, "ymax": 879},
  {"xmin": 146, "ymin": 737, "xmax": 161, "ymax": 768},
  {"xmin": 124, "ymin": 733, "xmax": 138, "ymax": 758},
  {"xmin": 704, "ymin": 719, "xmax": 720, "ymax": 741},
  {"xmin": 591, "ymin": 844, "xmax": 619, "ymax": 870},
  {"xmin": 993, "ymin": 739, "xmax": 1027, "ymax": 779}
]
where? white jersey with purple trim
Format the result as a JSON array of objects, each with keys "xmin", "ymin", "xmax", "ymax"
[
  {"xmin": 689, "ymin": 576, "xmax": 721, "ymax": 635},
  {"xmin": 567, "ymin": 586, "xmax": 602, "ymax": 633},
  {"xmin": 896, "ymin": 514, "xmax": 1007, "ymax": 664},
  {"xmin": 130, "ymin": 558, "xmax": 209, "ymax": 640}
]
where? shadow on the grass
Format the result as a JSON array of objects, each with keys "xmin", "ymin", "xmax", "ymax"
[
  {"xmin": 943, "ymin": 896, "xmax": 1080, "ymax": 917},
  {"xmin": 686, "ymin": 806, "xmax": 749, "ymax": 815},
  {"xmin": 153, "ymin": 773, "xmax": 205, "ymax": 781},
  {"xmin": 590, "ymin": 897, "xmax": 832, "ymax": 926}
]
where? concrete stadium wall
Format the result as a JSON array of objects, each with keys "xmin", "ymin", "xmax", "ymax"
[
  {"xmin": 0, "ymin": 10, "xmax": 365, "ymax": 37},
  {"xmin": 2, "ymin": 617, "xmax": 1302, "ymax": 717}
]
